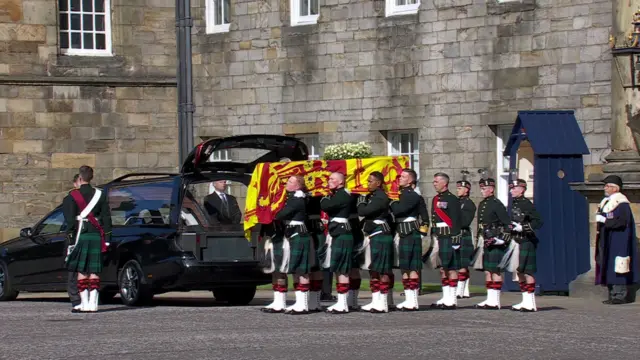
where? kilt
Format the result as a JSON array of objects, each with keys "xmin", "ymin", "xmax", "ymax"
[
  {"xmin": 287, "ymin": 233, "xmax": 315, "ymax": 275},
  {"xmin": 460, "ymin": 234, "xmax": 474, "ymax": 269},
  {"xmin": 483, "ymin": 244, "xmax": 507, "ymax": 273},
  {"xmin": 66, "ymin": 232, "xmax": 103, "ymax": 274},
  {"xmin": 369, "ymin": 231, "xmax": 394, "ymax": 274},
  {"xmin": 398, "ymin": 231, "xmax": 423, "ymax": 271},
  {"xmin": 517, "ymin": 240, "xmax": 537, "ymax": 275},
  {"xmin": 329, "ymin": 233, "xmax": 354, "ymax": 274},
  {"xmin": 438, "ymin": 236, "xmax": 461, "ymax": 271}
]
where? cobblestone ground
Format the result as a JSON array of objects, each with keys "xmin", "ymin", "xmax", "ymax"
[{"xmin": 0, "ymin": 291, "xmax": 638, "ymax": 360}]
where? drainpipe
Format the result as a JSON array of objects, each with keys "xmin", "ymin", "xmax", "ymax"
[{"xmin": 176, "ymin": 0, "xmax": 195, "ymax": 164}]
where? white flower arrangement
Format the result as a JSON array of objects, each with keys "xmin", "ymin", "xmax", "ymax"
[{"xmin": 322, "ymin": 142, "xmax": 373, "ymax": 160}]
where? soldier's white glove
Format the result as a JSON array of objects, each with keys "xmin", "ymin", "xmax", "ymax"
[
  {"xmin": 596, "ymin": 214, "xmax": 606, "ymax": 223},
  {"xmin": 493, "ymin": 238, "xmax": 505, "ymax": 246},
  {"xmin": 67, "ymin": 244, "xmax": 75, "ymax": 256},
  {"xmin": 511, "ymin": 222, "xmax": 523, "ymax": 232}
]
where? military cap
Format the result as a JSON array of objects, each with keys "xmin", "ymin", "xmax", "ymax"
[
  {"xmin": 479, "ymin": 178, "xmax": 496, "ymax": 187},
  {"xmin": 456, "ymin": 180, "xmax": 471, "ymax": 190},
  {"xmin": 509, "ymin": 178, "xmax": 527, "ymax": 189}
]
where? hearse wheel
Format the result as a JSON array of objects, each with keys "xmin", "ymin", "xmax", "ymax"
[
  {"xmin": 0, "ymin": 261, "xmax": 19, "ymax": 301},
  {"xmin": 213, "ymin": 286, "xmax": 257, "ymax": 306},
  {"xmin": 118, "ymin": 260, "xmax": 153, "ymax": 306}
]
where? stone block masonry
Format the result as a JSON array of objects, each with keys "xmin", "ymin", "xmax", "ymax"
[
  {"xmin": 191, "ymin": 0, "xmax": 613, "ymax": 201},
  {"xmin": 0, "ymin": 0, "xmax": 179, "ymax": 238}
]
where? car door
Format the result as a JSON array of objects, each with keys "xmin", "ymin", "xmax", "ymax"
[{"xmin": 21, "ymin": 208, "xmax": 68, "ymax": 286}]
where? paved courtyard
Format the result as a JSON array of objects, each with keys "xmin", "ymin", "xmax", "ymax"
[{"xmin": 0, "ymin": 291, "xmax": 638, "ymax": 360}]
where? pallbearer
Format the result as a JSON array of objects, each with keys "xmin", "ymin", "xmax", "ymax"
[
  {"xmin": 508, "ymin": 176, "xmax": 543, "ymax": 312},
  {"xmin": 263, "ymin": 175, "xmax": 314, "ymax": 315},
  {"xmin": 456, "ymin": 171, "xmax": 476, "ymax": 299},
  {"xmin": 390, "ymin": 169, "xmax": 423, "ymax": 311},
  {"xmin": 320, "ymin": 172, "xmax": 355, "ymax": 314},
  {"xmin": 429, "ymin": 172, "xmax": 462, "ymax": 310},
  {"xmin": 357, "ymin": 172, "xmax": 394, "ymax": 313},
  {"xmin": 473, "ymin": 174, "xmax": 512, "ymax": 310}
]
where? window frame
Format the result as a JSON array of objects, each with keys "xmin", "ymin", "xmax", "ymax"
[
  {"xmin": 387, "ymin": 130, "xmax": 420, "ymax": 178},
  {"xmin": 290, "ymin": 0, "xmax": 320, "ymax": 27},
  {"xmin": 294, "ymin": 133, "xmax": 321, "ymax": 160},
  {"xmin": 205, "ymin": 0, "xmax": 231, "ymax": 34},
  {"xmin": 58, "ymin": 0, "xmax": 113, "ymax": 57},
  {"xmin": 496, "ymin": 125, "xmax": 514, "ymax": 206},
  {"xmin": 385, "ymin": 0, "xmax": 420, "ymax": 18}
]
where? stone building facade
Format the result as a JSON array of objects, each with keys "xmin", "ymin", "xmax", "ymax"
[
  {"xmin": 190, "ymin": 0, "xmax": 613, "ymax": 205},
  {"xmin": 0, "ymin": 0, "xmax": 179, "ymax": 241}
]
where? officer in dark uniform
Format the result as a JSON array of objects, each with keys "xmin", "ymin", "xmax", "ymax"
[
  {"xmin": 508, "ymin": 178, "xmax": 543, "ymax": 312},
  {"xmin": 320, "ymin": 172, "xmax": 354, "ymax": 313},
  {"xmin": 63, "ymin": 165, "xmax": 111, "ymax": 313},
  {"xmin": 261, "ymin": 175, "xmax": 313, "ymax": 315},
  {"xmin": 456, "ymin": 171, "xmax": 476, "ymax": 299},
  {"xmin": 473, "ymin": 176, "xmax": 512, "ymax": 309},
  {"xmin": 429, "ymin": 172, "xmax": 462, "ymax": 310},
  {"xmin": 390, "ymin": 168, "xmax": 422, "ymax": 311},
  {"xmin": 357, "ymin": 171, "xmax": 393, "ymax": 313},
  {"xmin": 274, "ymin": 175, "xmax": 314, "ymax": 315}
]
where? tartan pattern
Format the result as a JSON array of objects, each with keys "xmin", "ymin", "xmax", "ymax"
[
  {"xmin": 66, "ymin": 233, "xmax": 103, "ymax": 274},
  {"xmin": 329, "ymin": 233, "xmax": 354, "ymax": 274},
  {"xmin": 398, "ymin": 231, "xmax": 423, "ymax": 271},
  {"xmin": 483, "ymin": 244, "xmax": 507, "ymax": 273},
  {"xmin": 517, "ymin": 240, "xmax": 537, "ymax": 275},
  {"xmin": 460, "ymin": 234, "xmax": 474, "ymax": 269},
  {"xmin": 438, "ymin": 236, "xmax": 461, "ymax": 271},
  {"xmin": 287, "ymin": 233, "xmax": 314, "ymax": 274},
  {"xmin": 369, "ymin": 231, "xmax": 394, "ymax": 274}
]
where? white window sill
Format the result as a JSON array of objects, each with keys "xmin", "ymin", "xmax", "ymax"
[
  {"xmin": 291, "ymin": 14, "xmax": 319, "ymax": 27},
  {"xmin": 60, "ymin": 49, "xmax": 113, "ymax": 57},
  {"xmin": 206, "ymin": 23, "xmax": 230, "ymax": 34},
  {"xmin": 385, "ymin": 4, "xmax": 420, "ymax": 18}
]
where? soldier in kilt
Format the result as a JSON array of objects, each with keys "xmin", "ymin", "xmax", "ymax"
[
  {"xmin": 357, "ymin": 172, "xmax": 393, "ymax": 313},
  {"xmin": 273, "ymin": 175, "xmax": 315, "ymax": 315},
  {"xmin": 456, "ymin": 174, "xmax": 476, "ymax": 299},
  {"xmin": 63, "ymin": 165, "xmax": 111, "ymax": 313},
  {"xmin": 429, "ymin": 173, "xmax": 462, "ymax": 310},
  {"xmin": 320, "ymin": 172, "xmax": 355, "ymax": 313},
  {"xmin": 390, "ymin": 169, "xmax": 423, "ymax": 311},
  {"xmin": 473, "ymin": 178, "xmax": 512, "ymax": 310},
  {"xmin": 259, "ymin": 222, "xmax": 289, "ymax": 313},
  {"xmin": 508, "ymin": 178, "xmax": 543, "ymax": 312}
]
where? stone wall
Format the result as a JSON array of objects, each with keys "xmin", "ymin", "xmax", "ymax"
[
  {"xmin": 0, "ymin": 0, "xmax": 179, "ymax": 241},
  {"xmin": 191, "ymin": 0, "xmax": 613, "ymax": 202}
]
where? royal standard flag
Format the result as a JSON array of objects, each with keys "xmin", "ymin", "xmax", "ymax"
[{"xmin": 243, "ymin": 156, "xmax": 410, "ymax": 239}]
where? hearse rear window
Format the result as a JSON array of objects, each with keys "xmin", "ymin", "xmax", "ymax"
[{"xmin": 108, "ymin": 180, "xmax": 174, "ymax": 226}]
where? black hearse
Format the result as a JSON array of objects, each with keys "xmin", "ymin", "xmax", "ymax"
[{"xmin": 0, "ymin": 135, "xmax": 309, "ymax": 306}]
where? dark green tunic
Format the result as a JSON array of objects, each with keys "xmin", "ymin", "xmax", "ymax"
[
  {"xmin": 476, "ymin": 195, "xmax": 511, "ymax": 273},
  {"xmin": 459, "ymin": 196, "xmax": 476, "ymax": 269},
  {"xmin": 390, "ymin": 186, "xmax": 423, "ymax": 271},
  {"xmin": 511, "ymin": 196, "xmax": 543, "ymax": 275},
  {"xmin": 320, "ymin": 188, "xmax": 354, "ymax": 274},
  {"xmin": 63, "ymin": 184, "xmax": 112, "ymax": 274},
  {"xmin": 430, "ymin": 190, "xmax": 462, "ymax": 271},
  {"xmin": 274, "ymin": 190, "xmax": 314, "ymax": 274},
  {"xmin": 357, "ymin": 188, "xmax": 393, "ymax": 274}
]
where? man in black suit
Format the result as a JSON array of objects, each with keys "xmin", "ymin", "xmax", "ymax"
[{"xmin": 204, "ymin": 180, "xmax": 242, "ymax": 224}]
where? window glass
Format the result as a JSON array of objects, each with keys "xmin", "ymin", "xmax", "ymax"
[
  {"xmin": 183, "ymin": 180, "xmax": 248, "ymax": 230},
  {"xmin": 108, "ymin": 180, "xmax": 174, "ymax": 226},
  {"xmin": 35, "ymin": 209, "xmax": 66, "ymax": 235}
]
